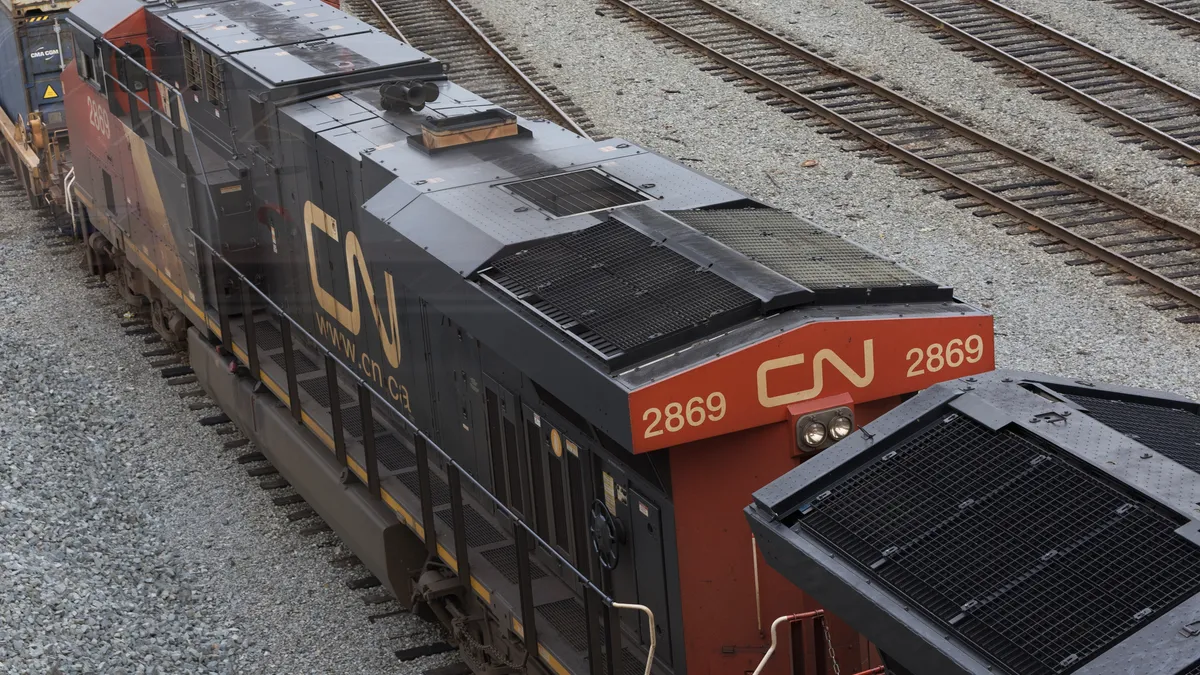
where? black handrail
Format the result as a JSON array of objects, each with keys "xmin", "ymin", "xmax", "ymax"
[{"xmin": 190, "ymin": 232, "xmax": 616, "ymax": 606}]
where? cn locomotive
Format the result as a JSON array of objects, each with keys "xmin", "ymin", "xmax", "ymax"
[{"xmin": 48, "ymin": 0, "xmax": 1200, "ymax": 674}]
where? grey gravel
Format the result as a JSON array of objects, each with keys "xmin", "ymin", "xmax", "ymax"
[
  {"xmin": 0, "ymin": 197, "xmax": 447, "ymax": 672},
  {"xmin": 470, "ymin": 0, "xmax": 1199, "ymax": 398}
]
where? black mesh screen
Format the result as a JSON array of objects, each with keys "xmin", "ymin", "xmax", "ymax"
[
  {"xmin": 272, "ymin": 351, "xmax": 318, "ymax": 375},
  {"xmin": 338, "ymin": 405, "xmax": 385, "ymax": 438},
  {"xmin": 373, "ymin": 434, "xmax": 415, "ymax": 472},
  {"xmin": 299, "ymin": 377, "xmax": 352, "ymax": 408},
  {"xmin": 435, "ymin": 505, "xmax": 505, "ymax": 547},
  {"xmin": 796, "ymin": 414, "xmax": 1200, "ymax": 675},
  {"xmin": 505, "ymin": 169, "xmax": 650, "ymax": 217},
  {"xmin": 255, "ymin": 320, "xmax": 282, "ymax": 350},
  {"xmin": 397, "ymin": 470, "xmax": 450, "ymax": 507},
  {"xmin": 489, "ymin": 219, "xmax": 757, "ymax": 354},
  {"xmin": 536, "ymin": 598, "xmax": 587, "ymax": 651},
  {"xmin": 1061, "ymin": 392, "xmax": 1200, "ymax": 475},
  {"xmin": 480, "ymin": 544, "xmax": 547, "ymax": 585}
]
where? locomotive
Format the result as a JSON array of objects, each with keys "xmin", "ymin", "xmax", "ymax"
[{"xmin": 48, "ymin": 0, "xmax": 1200, "ymax": 674}]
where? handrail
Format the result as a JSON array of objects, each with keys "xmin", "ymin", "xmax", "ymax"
[
  {"xmin": 613, "ymin": 603, "xmax": 656, "ymax": 675},
  {"xmin": 191, "ymin": 232, "xmax": 615, "ymax": 606}
]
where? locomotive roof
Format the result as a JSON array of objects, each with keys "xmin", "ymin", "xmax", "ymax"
[{"xmin": 276, "ymin": 83, "xmax": 992, "ymax": 451}]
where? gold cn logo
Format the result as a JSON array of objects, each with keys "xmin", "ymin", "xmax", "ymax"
[
  {"xmin": 756, "ymin": 340, "xmax": 875, "ymax": 407},
  {"xmin": 303, "ymin": 201, "xmax": 401, "ymax": 368}
]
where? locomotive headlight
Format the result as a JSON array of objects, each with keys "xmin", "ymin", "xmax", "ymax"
[
  {"xmin": 829, "ymin": 415, "xmax": 853, "ymax": 441},
  {"xmin": 802, "ymin": 421, "xmax": 828, "ymax": 448}
]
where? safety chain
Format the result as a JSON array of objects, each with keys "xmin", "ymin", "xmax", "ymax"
[
  {"xmin": 451, "ymin": 615, "xmax": 520, "ymax": 671},
  {"xmin": 823, "ymin": 617, "xmax": 842, "ymax": 675}
]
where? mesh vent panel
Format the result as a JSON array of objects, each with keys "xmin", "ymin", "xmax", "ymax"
[
  {"xmin": 505, "ymin": 169, "xmax": 650, "ymax": 217},
  {"xmin": 797, "ymin": 414, "xmax": 1200, "ymax": 675},
  {"xmin": 480, "ymin": 544, "xmax": 547, "ymax": 585},
  {"xmin": 435, "ymin": 505, "xmax": 504, "ymax": 547},
  {"xmin": 272, "ymin": 351, "xmax": 318, "ymax": 375},
  {"xmin": 338, "ymin": 406, "xmax": 385, "ymax": 438},
  {"xmin": 373, "ymin": 434, "xmax": 415, "ymax": 472},
  {"xmin": 254, "ymin": 320, "xmax": 283, "ymax": 350},
  {"xmin": 1063, "ymin": 393, "xmax": 1200, "ymax": 475},
  {"xmin": 299, "ymin": 377, "xmax": 352, "ymax": 408},
  {"xmin": 669, "ymin": 209, "xmax": 937, "ymax": 292},
  {"xmin": 489, "ymin": 219, "xmax": 756, "ymax": 353},
  {"xmin": 397, "ymin": 470, "xmax": 450, "ymax": 507},
  {"xmin": 536, "ymin": 598, "xmax": 587, "ymax": 652}
]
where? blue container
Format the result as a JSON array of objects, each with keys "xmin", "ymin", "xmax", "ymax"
[{"xmin": 0, "ymin": 10, "xmax": 73, "ymax": 130}]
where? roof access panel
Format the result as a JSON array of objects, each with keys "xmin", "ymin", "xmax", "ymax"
[
  {"xmin": 231, "ymin": 32, "xmax": 431, "ymax": 86},
  {"xmin": 168, "ymin": 0, "xmax": 372, "ymax": 54}
]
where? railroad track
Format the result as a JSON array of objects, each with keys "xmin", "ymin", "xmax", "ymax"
[
  {"xmin": 863, "ymin": 0, "xmax": 1200, "ymax": 166},
  {"xmin": 346, "ymin": 0, "xmax": 597, "ymax": 138},
  {"xmin": 603, "ymin": 0, "xmax": 1200, "ymax": 322},
  {"xmin": 1100, "ymin": 0, "xmax": 1200, "ymax": 38}
]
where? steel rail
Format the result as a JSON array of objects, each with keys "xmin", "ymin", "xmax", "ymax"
[
  {"xmin": 1112, "ymin": 0, "xmax": 1200, "ymax": 34},
  {"xmin": 873, "ymin": 0, "xmax": 1200, "ymax": 164},
  {"xmin": 605, "ymin": 0, "xmax": 1200, "ymax": 316},
  {"xmin": 358, "ymin": 0, "xmax": 408, "ymax": 42},
  {"xmin": 357, "ymin": 0, "xmax": 591, "ymax": 138}
]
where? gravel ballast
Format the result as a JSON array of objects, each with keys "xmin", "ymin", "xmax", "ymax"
[
  {"xmin": 0, "ymin": 198, "xmax": 445, "ymax": 673},
  {"xmin": 468, "ymin": 0, "xmax": 1199, "ymax": 399}
]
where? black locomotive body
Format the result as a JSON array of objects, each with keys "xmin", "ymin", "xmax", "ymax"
[{"xmin": 61, "ymin": 1, "xmax": 1006, "ymax": 674}]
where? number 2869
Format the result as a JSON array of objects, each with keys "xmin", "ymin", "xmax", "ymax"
[
  {"xmin": 642, "ymin": 392, "xmax": 727, "ymax": 438},
  {"xmin": 907, "ymin": 334, "xmax": 985, "ymax": 377}
]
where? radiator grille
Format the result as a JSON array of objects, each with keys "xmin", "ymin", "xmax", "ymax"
[
  {"xmin": 488, "ymin": 219, "xmax": 756, "ymax": 356},
  {"xmin": 1062, "ymin": 392, "xmax": 1200, "ymax": 475},
  {"xmin": 480, "ymin": 544, "xmax": 547, "ymax": 586},
  {"xmin": 669, "ymin": 209, "xmax": 939, "ymax": 295},
  {"xmin": 504, "ymin": 169, "xmax": 651, "ymax": 217},
  {"xmin": 797, "ymin": 414, "xmax": 1200, "ymax": 675}
]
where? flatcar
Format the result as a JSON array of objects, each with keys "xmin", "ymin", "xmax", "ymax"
[
  {"xmin": 0, "ymin": 0, "xmax": 77, "ymax": 205},
  {"xmin": 52, "ymin": 1, "xmax": 1200, "ymax": 675}
]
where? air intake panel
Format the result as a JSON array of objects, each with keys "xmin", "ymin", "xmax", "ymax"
[{"xmin": 747, "ymin": 369, "xmax": 1200, "ymax": 675}]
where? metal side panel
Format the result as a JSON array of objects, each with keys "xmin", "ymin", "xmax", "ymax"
[{"xmin": 187, "ymin": 328, "xmax": 426, "ymax": 599}]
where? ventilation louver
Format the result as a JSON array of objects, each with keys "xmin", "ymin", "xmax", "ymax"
[
  {"xmin": 484, "ymin": 219, "xmax": 758, "ymax": 365},
  {"xmin": 503, "ymin": 168, "xmax": 652, "ymax": 218}
]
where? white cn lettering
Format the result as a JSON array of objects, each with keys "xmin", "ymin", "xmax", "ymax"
[{"xmin": 756, "ymin": 339, "xmax": 875, "ymax": 407}]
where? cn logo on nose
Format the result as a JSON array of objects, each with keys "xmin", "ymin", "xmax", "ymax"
[{"xmin": 755, "ymin": 340, "xmax": 875, "ymax": 407}]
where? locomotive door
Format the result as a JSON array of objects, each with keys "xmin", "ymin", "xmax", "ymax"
[
  {"xmin": 482, "ymin": 377, "xmax": 529, "ymax": 523},
  {"xmin": 594, "ymin": 457, "xmax": 673, "ymax": 660},
  {"xmin": 628, "ymin": 488, "xmax": 670, "ymax": 661}
]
